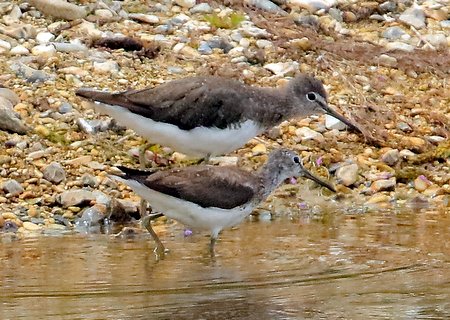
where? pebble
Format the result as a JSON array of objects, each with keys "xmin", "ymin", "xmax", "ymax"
[
  {"xmin": 10, "ymin": 61, "xmax": 54, "ymax": 83},
  {"xmin": 288, "ymin": 0, "xmax": 336, "ymax": 12},
  {"xmin": 174, "ymin": 0, "xmax": 196, "ymax": 9},
  {"xmin": 382, "ymin": 26, "xmax": 406, "ymax": 40},
  {"xmin": 422, "ymin": 34, "xmax": 447, "ymax": 49},
  {"xmin": 295, "ymin": 127, "xmax": 324, "ymax": 142},
  {"xmin": 252, "ymin": 143, "xmax": 267, "ymax": 156},
  {"xmin": 53, "ymin": 41, "xmax": 88, "ymax": 53},
  {"xmin": 325, "ymin": 114, "xmax": 347, "ymax": 130},
  {"xmin": 245, "ymin": 0, "xmax": 287, "ymax": 15},
  {"xmin": 190, "ymin": 3, "xmax": 212, "ymax": 14},
  {"xmin": 0, "ymin": 24, "xmax": 36, "ymax": 40},
  {"xmin": 0, "ymin": 88, "xmax": 20, "ymax": 105},
  {"xmin": 93, "ymin": 61, "xmax": 120, "ymax": 74},
  {"xmin": 376, "ymin": 54, "xmax": 398, "ymax": 67},
  {"xmin": 0, "ymin": 39, "xmax": 11, "ymax": 52},
  {"xmin": 81, "ymin": 174, "xmax": 98, "ymax": 188},
  {"xmin": 10, "ymin": 45, "xmax": 30, "ymax": 55},
  {"xmin": 129, "ymin": 13, "xmax": 160, "ymax": 24},
  {"xmin": 336, "ymin": 163, "xmax": 359, "ymax": 186},
  {"xmin": 23, "ymin": 221, "xmax": 40, "ymax": 231},
  {"xmin": 365, "ymin": 194, "xmax": 391, "ymax": 204},
  {"xmin": 2, "ymin": 179, "xmax": 24, "ymax": 196},
  {"xmin": 385, "ymin": 42, "xmax": 415, "ymax": 52},
  {"xmin": 264, "ymin": 61, "xmax": 299, "ymax": 76},
  {"xmin": 31, "ymin": 44, "xmax": 57, "ymax": 58},
  {"xmin": 414, "ymin": 175, "xmax": 432, "ymax": 192},
  {"xmin": 240, "ymin": 25, "xmax": 270, "ymax": 38},
  {"xmin": 0, "ymin": 96, "xmax": 29, "ymax": 134},
  {"xmin": 43, "ymin": 162, "xmax": 66, "ymax": 184},
  {"xmin": 36, "ymin": 31, "xmax": 55, "ymax": 44},
  {"xmin": 30, "ymin": 0, "xmax": 87, "ymax": 20},
  {"xmin": 399, "ymin": 5, "xmax": 426, "ymax": 29},
  {"xmin": 370, "ymin": 177, "xmax": 396, "ymax": 193},
  {"xmin": 57, "ymin": 189, "xmax": 96, "ymax": 207},
  {"xmin": 381, "ymin": 149, "xmax": 399, "ymax": 166}
]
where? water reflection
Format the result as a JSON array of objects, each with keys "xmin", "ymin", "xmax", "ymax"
[{"xmin": 0, "ymin": 206, "xmax": 449, "ymax": 319}]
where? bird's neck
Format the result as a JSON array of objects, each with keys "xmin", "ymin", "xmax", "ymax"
[{"xmin": 254, "ymin": 162, "xmax": 286, "ymax": 204}]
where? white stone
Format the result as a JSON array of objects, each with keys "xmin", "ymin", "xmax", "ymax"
[
  {"xmin": 295, "ymin": 127, "xmax": 324, "ymax": 142},
  {"xmin": 95, "ymin": 9, "xmax": 113, "ymax": 18},
  {"xmin": 0, "ymin": 39, "xmax": 11, "ymax": 51},
  {"xmin": 287, "ymin": 0, "xmax": 336, "ymax": 12},
  {"xmin": 172, "ymin": 42, "xmax": 185, "ymax": 53},
  {"xmin": 93, "ymin": 60, "xmax": 120, "ymax": 74},
  {"xmin": 129, "ymin": 13, "xmax": 160, "ymax": 24},
  {"xmin": 325, "ymin": 114, "xmax": 347, "ymax": 130},
  {"xmin": 31, "ymin": 44, "xmax": 57, "ymax": 57},
  {"xmin": 10, "ymin": 45, "xmax": 29, "ymax": 55},
  {"xmin": 385, "ymin": 42, "xmax": 415, "ymax": 52},
  {"xmin": 174, "ymin": 0, "xmax": 196, "ymax": 9},
  {"xmin": 256, "ymin": 39, "xmax": 273, "ymax": 48},
  {"xmin": 336, "ymin": 163, "xmax": 359, "ymax": 186},
  {"xmin": 36, "ymin": 31, "xmax": 55, "ymax": 44},
  {"xmin": 264, "ymin": 61, "xmax": 299, "ymax": 76},
  {"xmin": 399, "ymin": 5, "xmax": 425, "ymax": 29}
]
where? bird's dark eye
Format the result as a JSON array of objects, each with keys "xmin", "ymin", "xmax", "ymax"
[
  {"xmin": 293, "ymin": 156, "xmax": 300, "ymax": 164},
  {"xmin": 306, "ymin": 92, "xmax": 316, "ymax": 101}
]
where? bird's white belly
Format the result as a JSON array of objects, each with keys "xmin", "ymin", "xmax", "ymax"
[
  {"xmin": 92, "ymin": 102, "xmax": 263, "ymax": 158},
  {"xmin": 116, "ymin": 178, "xmax": 253, "ymax": 234}
]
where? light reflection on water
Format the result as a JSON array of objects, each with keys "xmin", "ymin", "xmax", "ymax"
[{"xmin": 0, "ymin": 207, "xmax": 449, "ymax": 319}]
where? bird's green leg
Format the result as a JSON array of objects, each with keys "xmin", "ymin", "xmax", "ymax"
[
  {"xmin": 139, "ymin": 140, "xmax": 166, "ymax": 257},
  {"xmin": 142, "ymin": 215, "xmax": 166, "ymax": 258}
]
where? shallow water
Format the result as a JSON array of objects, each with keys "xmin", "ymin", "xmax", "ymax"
[{"xmin": 1, "ymin": 207, "xmax": 449, "ymax": 320}]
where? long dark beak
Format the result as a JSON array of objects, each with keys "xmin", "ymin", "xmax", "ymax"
[
  {"xmin": 301, "ymin": 168, "xmax": 336, "ymax": 192},
  {"xmin": 316, "ymin": 96, "xmax": 361, "ymax": 133}
]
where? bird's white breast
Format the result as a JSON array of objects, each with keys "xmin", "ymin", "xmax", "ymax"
[{"xmin": 92, "ymin": 102, "xmax": 263, "ymax": 158}]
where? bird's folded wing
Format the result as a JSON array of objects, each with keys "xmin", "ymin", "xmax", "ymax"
[{"xmin": 141, "ymin": 167, "xmax": 258, "ymax": 210}]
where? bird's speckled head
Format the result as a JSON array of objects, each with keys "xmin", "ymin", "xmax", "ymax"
[{"xmin": 264, "ymin": 148, "xmax": 335, "ymax": 192}]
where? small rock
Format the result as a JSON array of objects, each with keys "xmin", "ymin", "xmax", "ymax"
[
  {"xmin": 379, "ymin": 1, "xmax": 397, "ymax": 13},
  {"xmin": 43, "ymin": 162, "xmax": 66, "ymax": 184},
  {"xmin": 36, "ymin": 31, "xmax": 55, "ymax": 44},
  {"xmin": 0, "ymin": 88, "xmax": 20, "ymax": 105},
  {"xmin": 65, "ymin": 155, "xmax": 92, "ymax": 166},
  {"xmin": 252, "ymin": 143, "xmax": 267, "ymax": 156},
  {"xmin": 23, "ymin": 221, "xmax": 40, "ymax": 231},
  {"xmin": 58, "ymin": 102, "xmax": 72, "ymax": 114},
  {"xmin": 422, "ymin": 34, "xmax": 447, "ymax": 49},
  {"xmin": 414, "ymin": 175, "xmax": 432, "ymax": 192},
  {"xmin": 129, "ymin": 13, "xmax": 159, "ymax": 24},
  {"xmin": 401, "ymin": 136, "xmax": 427, "ymax": 153},
  {"xmin": 382, "ymin": 26, "xmax": 406, "ymax": 40},
  {"xmin": 190, "ymin": 3, "xmax": 212, "ymax": 14},
  {"xmin": 31, "ymin": 44, "xmax": 57, "ymax": 57},
  {"xmin": 381, "ymin": 149, "xmax": 399, "ymax": 166},
  {"xmin": 385, "ymin": 42, "xmax": 414, "ymax": 52},
  {"xmin": 245, "ymin": 0, "xmax": 287, "ymax": 15},
  {"xmin": 53, "ymin": 41, "xmax": 87, "ymax": 53},
  {"xmin": 264, "ymin": 61, "xmax": 299, "ymax": 76},
  {"xmin": 399, "ymin": 5, "xmax": 426, "ymax": 29},
  {"xmin": 295, "ymin": 127, "xmax": 324, "ymax": 142},
  {"xmin": 336, "ymin": 163, "xmax": 359, "ymax": 186},
  {"xmin": 198, "ymin": 41, "xmax": 212, "ymax": 55},
  {"xmin": 370, "ymin": 177, "xmax": 396, "ymax": 193},
  {"xmin": 174, "ymin": 0, "xmax": 196, "ymax": 9},
  {"xmin": 325, "ymin": 114, "xmax": 347, "ymax": 130},
  {"xmin": 75, "ymin": 205, "xmax": 106, "ymax": 229},
  {"xmin": 376, "ymin": 54, "xmax": 398, "ymax": 67},
  {"xmin": 2, "ymin": 179, "xmax": 24, "ymax": 196},
  {"xmin": 240, "ymin": 25, "xmax": 270, "ymax": 38},
  {"xmin": 10, "ymin": 45, "xmax": 30, "ymax": 55},
  {"xmin": 0, "ymin": 23, "xmax": 36, "ymax": 40},
  {"xmin": 57, "ymin": 189, "xmax": 95, "ymax": 207},
  {"xmin": 93, "ymin": 60, "xmax": 120, "ymax": 74},
  {"xmin": 0, "ymin": 97, "xmax": 29, "ymax": 134},
  {"xmin": 81, "ymin": 174, "xmax": 98, "ymax": 188},
  {"xmin": 0, "ymin": 39, "xmax": 11, "ymax": 52},
  {"xmin": 94, "ymin": 9, "xmax": 113, "ymax": 18},
  {"xmin": 397, "ymin": 122, "xmax": 412, "ymax": 132},
  {"xmin": 30, "ymin": 0, "xmax": 87, "ymax": 20},
  {"xmin": 10, "ymin": 61, "xmax": 54, "ymax": 83},
  {"xmin": 290, "ymin": 37, "xmax": 311, "ymax": 51},
  {"xmin": 288, "ymin": 0, "xmax": 336, "ymax": 12},
  {"xmin": 365, "ymin": 194, "xmax": 391, "ymax": 204}
]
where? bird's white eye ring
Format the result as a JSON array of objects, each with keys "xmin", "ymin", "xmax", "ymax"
[{"xmin": 306, "ymin": 92, "xmax": 316, "ymax": 101}]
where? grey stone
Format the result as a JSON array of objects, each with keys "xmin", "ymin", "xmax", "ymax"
[
  {"xmin": 190, "ymin": 3, "xmax": 212, "ymax": 14},
  {"xmin": 58, "ymin": 102, "xmax": 72, "ymax": 114},
  {"xmin": 379, "ymin": 1, "xmax": 397, "ymax": 13},
  {"xmin": 2, "ymin": 179, "xmax": 24, "ymax": 196},
  {"xmin": 399, "ymin": 5, "xmax": 426, "ymax": 29},
  {"xmin": 43, "ymin": 162, "xmax": 66, "ymax": 184},
  {"xmin": 198, "ymin": 41, "xmax": 212, "ymax": 55},
  {"xmin": 245, "ymin": 0, "xmax": 287, "ymax": 15},
  {"xmin": 397, "ymin": 121, "xmax": 412, "ymax": 132},
  {"xmin": 422, "ymin": 34, "xmax": 447, "ymax": 49},
  {"xmin": 336, "ymin": 163, "xmax": 359, "ymax": 186},
  {"xmin": 57, "ymin": 189, "xmax": 95, "ymax": 207},
  {"xmin": 328, "ymin": 8, "xmax": 343, "ymax": 22},
  {"xmin": 0, "ymin": 23, "xmax": 36, "ymax": 40},
  {"xmin": 385, "ymin": 42, "xmax": 414, "ymax": 52},
  {"xmin": 0, "ymin": 97, "xmax": 29, "ymax": 134},
  {"xmin": 81, "ymin": 173, "xmax": 98, "ymax": 188},
  {"xmin": 10, "ymin": 61, "xmax": 54, "ymax": 83},
  {"xmin": 30, "ymin": 0, "xmax": 87, "ymax": 20},
  {"xmin": 382, "ymin": 26, "xmax": 406, "ymax": 40},
  {"xmin": 381, "ymin": 149, "xmax": 399, "ymax": 166},
  {"xmin": 0, "ymin": 88, "xmax": 20, "ymax": 105}
]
